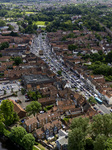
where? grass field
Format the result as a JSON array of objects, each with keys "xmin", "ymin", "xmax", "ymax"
[
  {"xmin": 25, "ymin": 12, "xmax": 35, "ymax": 14},
  {"xmin": 33, "ymin": 144, "xmax": 45, "ymax": 150},
  {"xmin": 38, "ymin": 144, "xmax": 45, "ymax": 150},
  {"xmin": 33, "ymin": 21, "xmax": 45, "ymax": 25},
  {"xmin": 33, "ymin": 146, "xmax": 39, "ymax": 150}
]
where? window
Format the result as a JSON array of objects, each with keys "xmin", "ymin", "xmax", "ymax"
[{"xmin": 29, "ymin": 125, "xmax": 31, "ymax": 132}]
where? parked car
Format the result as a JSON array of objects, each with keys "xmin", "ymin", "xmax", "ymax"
[{"xmin": 25, "ymin": 99, "xmax": 30, "ymax": 102}]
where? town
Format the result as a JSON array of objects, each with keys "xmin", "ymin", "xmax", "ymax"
[{"xmin": 0, "ymin": 1, "xmax": 112, "ymax": 150}]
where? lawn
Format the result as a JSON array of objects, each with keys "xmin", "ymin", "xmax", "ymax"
[
  {"xmin": 33, "ymin": 144, "xmax": 45, "ymax": 150},
  {"xmin": 33, "ymin": 146, "xmax": 39, "ymax": 150},
  {"xmin": 25, "ymin": 12, "xmax": 35, "ymax": 14},
  {"xmin": 33, "ymin": 21, "xmax": 45, "ymax": 25},
  {"xmin": 38, "ymin": 144, "xmax": 45, "ymax": 150}
]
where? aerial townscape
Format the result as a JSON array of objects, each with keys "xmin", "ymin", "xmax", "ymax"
[{"xmin": 1, "ymin": 0, "xmax": 112, "ymax": 150}]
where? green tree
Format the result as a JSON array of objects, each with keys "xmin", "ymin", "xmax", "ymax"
[
  {"xmin": 88, "ymin": 96, "xmax": 97, "ymax": 105},
  {"xmin": 105, "ymin": 51, "xmax": 112, "ymax": 63},
  {"xmin": 22, "ymin": 133, "xmax": 35, "ymax": 150},
  {"xmin": 68, "ymin": 128, "xmax": 86, "ymax": 150},
  {"xmin": 0, "ymin": 53, "xmax": 2, "ymax": 57},
  {"xmin": 33, "ymin": 24, "xmax": 37, "ymax": 30},
  {"xmin": 0, "ymin": 42, "xmax": 9, "ymax": 50},
  {"xmin": 94, "ymin": 134, "xmax": 106, "ymax": 150},
  {"xmin": 9, "ymin": 127, "xmax": 27, "ymax": 145},
  {"xmin": 26, "ymin": 101, "xmax": 41, "ymax": 116},
  {"xmin": 68, "ymin": 44, "xmax": 78, "ymax": 51},
  {"xmin": 68, "ymin": 117, "xmax": 89, "ymax": 150},
  {"xmin": 85, "ymin": 138, "xmax": 94, "ymax": 150},
  {"xmin": 14, "ymin": 57, "xmax": 22, "ymax": 66},
  {"xmin": 21, "ymin": 88, "xmax": 26, "ymax": 95},
  {"xmin": 0, "ymin": 99, "xmax": 19, "ymax": 125},
  {"xmin": 70, "ymin": 117, "xmax": 89, "ymax": 133},
  {"xmin": 4, "ymin": 90, "xmax": 6, "ymax": 95},
  {"xmin": 57, "ymin": 70, "xmax": 62, "ymax": 76},
  {"xmin": 0, "ymin": 19, "xmax": 6, "ymax": 27},
  {"xmin": 0, "ymin": 122, "xmax": 5, "ymax": 133},
  {"xmin": 91, "ymin": 114, "xmax": 112, "ymax": 138},
  {"xmin": 27, "ymin": 91, "xmax": 42, "ymax": 100},
  {"xmin": 8, "ymin": 25, "xmax": 14, "ymax": 31},
  {"xmin": 105, "ymin": 138, "xmax": 112, "ymax": 150}
]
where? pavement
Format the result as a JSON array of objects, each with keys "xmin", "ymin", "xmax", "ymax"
[{"xmin": 96, "ymin": 104, "xmax": 110, "ymax": 114}]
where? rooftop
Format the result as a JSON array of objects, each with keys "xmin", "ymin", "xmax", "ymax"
[{"xmin": 22, "ymin": 74, "xmax": 55, "ymax": 85}]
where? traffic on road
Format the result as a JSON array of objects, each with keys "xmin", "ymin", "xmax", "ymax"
[{"xmin": 31, "ymin": 33, "xmax": 110, "ymax": 115}]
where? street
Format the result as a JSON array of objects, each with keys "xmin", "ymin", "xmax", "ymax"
[{"xmin": 30, "ymin": 33, "xmax": 111, "ymax": 115}]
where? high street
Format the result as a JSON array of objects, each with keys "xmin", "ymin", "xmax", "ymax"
[{"xmin": 30, "ymin": 33, "xmax": 110, "ymax": 114}]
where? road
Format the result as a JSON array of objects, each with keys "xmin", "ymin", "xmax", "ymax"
[{"xmin": 30, "ymin": 33, "xmax": 111, "ymax": 115}]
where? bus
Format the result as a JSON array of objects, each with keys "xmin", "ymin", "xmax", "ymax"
[{"xmin": 95, "ymin": 97, "xmax": 103, "ymax": 104}]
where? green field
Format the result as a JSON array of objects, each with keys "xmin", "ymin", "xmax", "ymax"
[
  {"xmin": 33, "ymin": 146, "xmax": 39, "ymax": 150},
  {"xmin": 33, "ymin": 144, "xmax": 45, "ymax": 150},
  {"xmin": 25, "ymin": 12, "xmax": 35, "ymax": 14},
  {"xmin": 38, "ymin": 144, "xmax": 45, "ymax": 150},
  {"xmin": 33, "ymin": 21, "xmax": 45, "ymax": 25}
]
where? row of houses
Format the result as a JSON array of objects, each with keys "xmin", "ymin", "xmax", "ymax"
[{"xmin": 47, "ymin": 30, "xmax": 112, "ymax": 105}]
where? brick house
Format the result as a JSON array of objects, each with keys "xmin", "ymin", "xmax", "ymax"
[
  {"xmin": 34, "ymin": 120, "xmax": 62, "ymax": 139},
  {"xmin": 38, "ymin": 97, "xmax": 56, "ymax": 106},
  {"xmin": 9, "ymin": 99, "xmax": 26, "ymax": 118},
  {"xmin": 23, "ymin": 117, "xmax": 38, "ymax": 132},
  {"xmin": 37, "ymin": 111, "xmax": 60, "ymax": 128}
]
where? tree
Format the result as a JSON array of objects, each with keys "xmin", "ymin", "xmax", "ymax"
[
  {"xmin": 0, "ymin": 99, "xmax": 19, "ymax": 125},
  {"xmin": 68, "ymin": 44, "xmax": 78, "ymax": 51},
  {"xmin": 0, "ymin": 53, "xmax": 2, "ymax": 57},
  {"xmin": 26, "ymin": 101, "xmax": 41, "ymax": 116},
  {"xmin": 14, "ymin": 57, "xmax": 22, "ymax": 66},
  {"xmin": 0, "ymin": 42, "xmax": 9, "ymax": 50},
  {"xmin": 21, "ymin": 88, "xmax": 26, "ymax": 95},
  {"xmin": 0, "ymin": 19, "xmax": 6, "ymax": 27},
  {"xmin": 105, "ymin": 138, "xmax": 112, "ymax": 150},
  {"xmin": 33, "ymin": 24, "xmax": 37, "ymax": 30},
  {"xmin": 21, "ymin": 133, "xmax": 35, "ymax": 150},
  {"xmin": 57, "ymin": 70, "xmax": 62, "ymax": 76},
  {"xmin": 27, "ymin": 91, "xmax": 42, "ymax": 100},
  {"xmin": 91, "ymin": 114, "xmax": 112, "ymax": 138},
  {"xmin": 10, "ymin": 31, "xmax": 18, "ymax": 36},
  {"xmin": 68, "ymin": 128, "xmax": 86, "ymax": 150},
  {"xmin": 93, "ymin": 134, "xmax": 106, "ymax": 150},
  {"xmin": 4, "ymin": 90, "xmax": 6, "ymax": 95},
  {"xmin": 68, "ymin": 117, "xmax": 89, "ymax": 150},
  {"xmin": 105, "ymin": 51, "xmax": 112, "ymax": 63},
  {"xmin": 0, "ymin": 121, "xmax": 5, "ymax": 133},
  {"xmin": 9, "ymin": 127, "xmax": 27, "ymax": 146},
  {"xmin": 85, "ymin": 138, "xmax": 94, "ymax": 150},
  {"xmin": 70, "ymin": 117, "xmax": 89, "ymax": 133},
  {"xmin": 8, "ymin": 24, "xmax": 14, "ymax": 31},
  {"xmin": 88, "ymin": 96, "xmax": 97, "ymax": 105}
]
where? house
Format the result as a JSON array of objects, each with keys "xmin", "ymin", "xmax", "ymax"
[
  {"xmin": 37, "ymin": 111, "xmax": 60, "ymax": 127},
  {"xmin": 39, "ymin": 85, "xmax": 58, "ymax": 98},
  {"xmin": 8, "ymin": 99, "xmax": 26, "ymax": 118},
  {"xmin": 23, "ymin": 117, "xmax": 38, "ymax": 132},
  {"xmin": 35, "ymin": 120, "xmax": 62, "ymax": 139},
  {"xmin": 56, "ymin": 129, "xmax": 68, "ymax": 150},
  {"xmin": 0, "ymin": 56, "xmax": 10, "ymax": 62},
  {"xmin": 38, "ymin": 97, "xmax": 56, "ymax": 106},
  {"xmin": 57, "ymin": 100, "xmax": 76, "ymax": 114},
  {"xmin": 65, "ymin": 107, "xmax": 83, "ymax": 118},
  {"xmin": 34, "ymin": 127, "xmax": 45, "ymax": 139}
]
